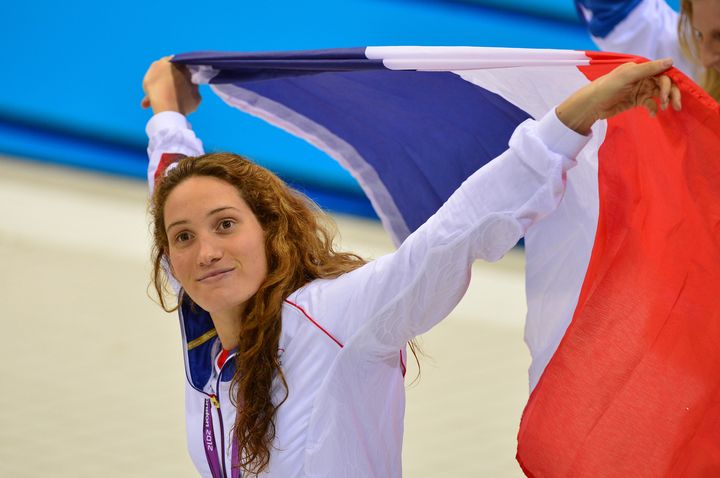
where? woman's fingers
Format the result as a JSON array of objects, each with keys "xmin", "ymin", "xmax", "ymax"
[
  {"xmin": 624, "ymin": 60, "xmax": 682, "ymax": 115},
  {"xmin": 656, "ymin": 75, "xmax": 672, "ymax": 110},
  {"xmin": 641, "ymin": 97, "xmax": 659, "ymax": 117},
  {"xmin": 670, "ymin": 84, "xmax": 682, "ymax": 111},
  {"xmin": 620, "ymin": 58, "xmax": 673, "ymax": 84}
]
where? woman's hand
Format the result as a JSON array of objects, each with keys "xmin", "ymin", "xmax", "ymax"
[
  {"xmin": 556, "ymin": 58, "xmax": 682, "ymax": 135},
  {"xmin": 141, "ymin": 56, "xmax": 201, "ymax": 115}
]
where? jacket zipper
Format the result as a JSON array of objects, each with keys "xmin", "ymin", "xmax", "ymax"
[{"xmin": 213, "ymin": 374, "xmax": 226, "ymax": 478}]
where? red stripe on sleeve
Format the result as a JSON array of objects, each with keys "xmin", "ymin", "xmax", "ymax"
[{"xmin": 154, "ymin": 153, "xmax": 187, "ymax": 184}]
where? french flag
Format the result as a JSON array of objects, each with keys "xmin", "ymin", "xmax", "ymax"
[{"xmin": 173, "ymin": 47, "xmax": 720, "ymax": 476}]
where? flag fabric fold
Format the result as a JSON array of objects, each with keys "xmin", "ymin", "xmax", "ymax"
[{"xmin": 173, "ymin": 47, "xmax": 720, "ymax": 476}]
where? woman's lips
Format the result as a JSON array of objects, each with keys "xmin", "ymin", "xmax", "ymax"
[{"xmin": 197, "ymin": 267, "xmax": 236, "ymax": 282}]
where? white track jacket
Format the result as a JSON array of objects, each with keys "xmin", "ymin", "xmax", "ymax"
[{"xmin": 146, "ymin": 109, "xmax": 590, "ymax": 477}]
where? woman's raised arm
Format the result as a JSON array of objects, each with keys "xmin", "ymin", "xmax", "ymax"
[
  {"xmin": 142, "ymin": 57, "xmax": 205, "ymax": 193},
  {"xmin": 301, "ymin": 58, "xmax": 681, "ymax": 359}
]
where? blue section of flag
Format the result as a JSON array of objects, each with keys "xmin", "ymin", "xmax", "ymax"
[
  {"xmin": 175, "ymin": 51, "xmax": 532, "ymax": 235},
  {"xmin": 239, "ymin": 70, "xmax": 530, "ymax": 233}
]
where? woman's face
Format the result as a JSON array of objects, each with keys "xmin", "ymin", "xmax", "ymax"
[
  {"xmin": 164, "ymin": 176, "xmax": 268, "ymax": 319},
  {"xmin": 692, "ymin": 0, "xmax": 720, "ymax": 72}
]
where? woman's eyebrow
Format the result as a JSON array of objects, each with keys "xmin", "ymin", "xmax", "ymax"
[
  {"xmin": 208, "ymin": 206, "xmax": 240, "ymax": 216},
  {"xmin": 166, "ymin": 219, "xmax": 188, "ymax": 232}
]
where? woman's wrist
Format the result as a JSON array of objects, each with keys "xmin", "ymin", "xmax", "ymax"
[
  {"xmin": 149, "ymin": 97, "xmax": 184, "ymax": 115},
  {"xmin": 555, "ymin": 84, "xmax": 600, "ymax": 136}
]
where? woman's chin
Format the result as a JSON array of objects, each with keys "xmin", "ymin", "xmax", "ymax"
[{"xmin": 199, "ymin": 296, "xmax": 246, "ymax": 319}]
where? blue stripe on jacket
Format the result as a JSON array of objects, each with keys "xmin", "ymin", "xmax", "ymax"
[{"xmin": 575, "ymin": 0, "xmax": 644, "ymax": 37}]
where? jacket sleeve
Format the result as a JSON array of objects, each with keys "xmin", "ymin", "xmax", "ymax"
[
  {"xmin": 146, "ymin": 111, "xmax": 205, "ymax": 194},
  {"xmin": 576, "ymin": 0, "xmax": 697, "ymax": 79},
  {"xmin": 146, "ymin": 111, "xmax": 205, "ymax": 294},
  {"xmin": 296, "ymin": 109, "xmax": 591, "ymax": 360}
]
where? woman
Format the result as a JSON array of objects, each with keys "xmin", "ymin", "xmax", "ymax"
[
  {"xmin": 141, "ymin": 57, "xmax": 680, "ymax": 477},
  {"xmin": 576, "ymin": 0, "xmax": 720, "ymax": 100}
]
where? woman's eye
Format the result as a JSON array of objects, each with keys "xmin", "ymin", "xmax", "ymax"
[
  {"xmin": 217, "ymin": 219, "xmax": 235, "ymax": 231},
  {"xmin": 694, "ymin": 29, "xmax": 703, "ymax": 41},
  {"xmin": 176, "ymin": 232, "xmax": 192, "ymax": 243}
]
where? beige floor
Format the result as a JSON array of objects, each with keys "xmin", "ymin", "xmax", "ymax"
[{"xmin": 0, "ymin": 157, "xmax": 530, "ymax": 477}]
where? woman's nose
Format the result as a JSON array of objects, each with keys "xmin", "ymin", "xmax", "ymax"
[{"xmin": 197, "ymin": 236, "xmax": 223, "ymax": 266}]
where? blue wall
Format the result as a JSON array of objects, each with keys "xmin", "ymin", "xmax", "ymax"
[{"xmin": 0, "ymin": 0, "xmax": 642, "ymax": 213}]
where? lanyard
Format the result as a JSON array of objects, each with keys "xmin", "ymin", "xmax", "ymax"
[
  {"xmin": 231, "ymin": 436, "xmax": 241, "ymax": 478},
  {"xmin": 205, "ymin": 346, "xmax": 269, "ymax": 478},
  {"xmin": 203, "ymin": 397, "xmax": 224, "ymax": 478},
  {"xmin": 204, "ymin": 397, "xmax": 243, "ymax": 478}
]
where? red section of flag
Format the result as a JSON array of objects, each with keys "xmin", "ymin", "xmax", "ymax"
[{"xmin": 517, "ymin": 57, "xmax": 720, "ymax": 476}]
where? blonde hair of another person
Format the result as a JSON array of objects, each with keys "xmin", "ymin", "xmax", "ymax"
[{"xmin": 679, "ymin": 0, "xmax": 720, "ymax": 101}]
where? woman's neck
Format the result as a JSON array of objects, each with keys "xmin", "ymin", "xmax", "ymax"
[{"xmin": 210, "ymin": 306, "xmax": 243, "ymax": 350}]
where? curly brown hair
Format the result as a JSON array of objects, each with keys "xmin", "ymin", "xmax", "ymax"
[
  {"xmin": 678, "ymin": 0, "xmax": 720, "ymax": 101},
  {"xmin": 150, "ymin": 152, "xmax": 419, "ymax": 475}
]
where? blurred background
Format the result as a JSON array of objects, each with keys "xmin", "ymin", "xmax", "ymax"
[{"xmin": 0, "ymin": 0, "xmax": 678, "ymax": 476}]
